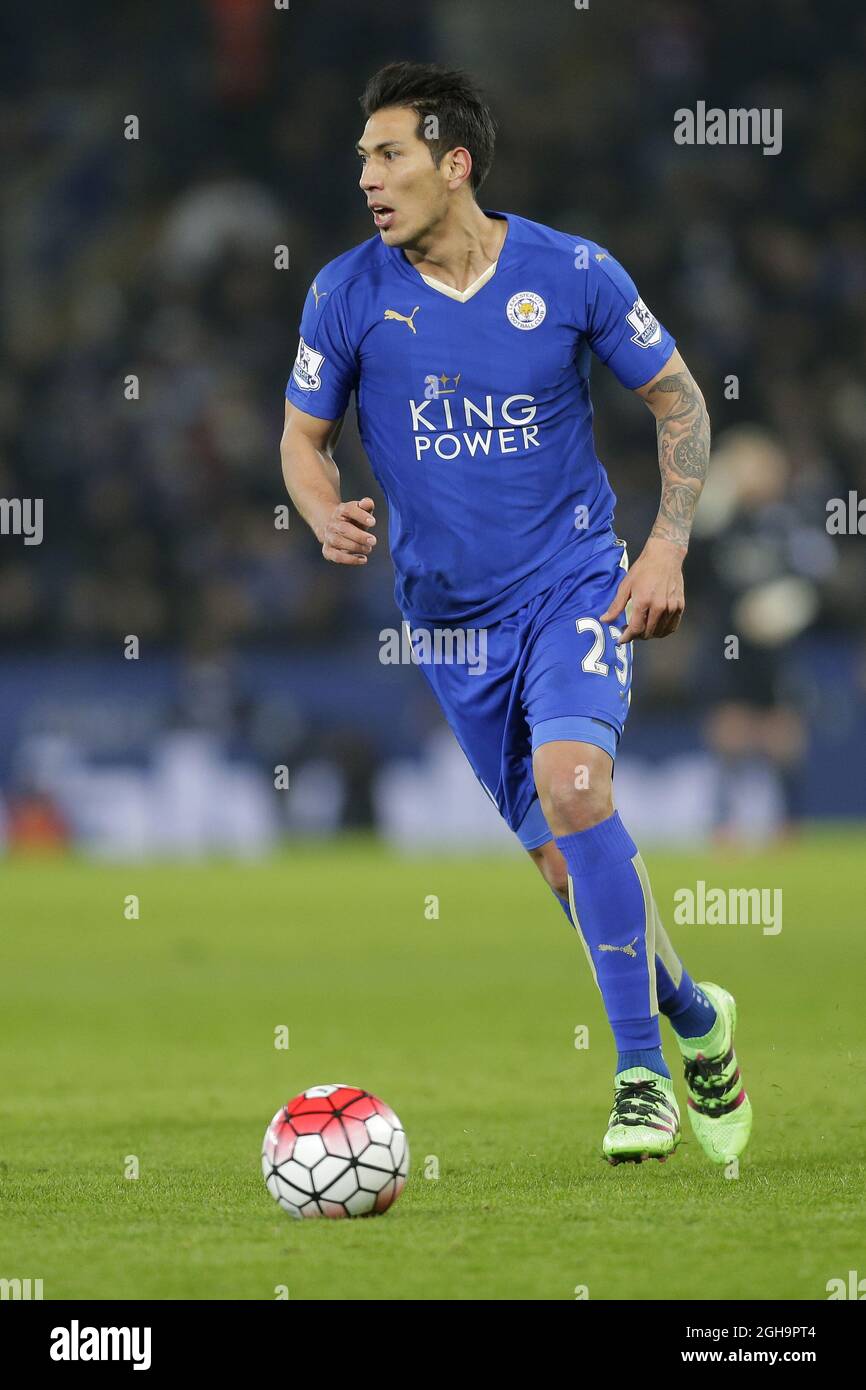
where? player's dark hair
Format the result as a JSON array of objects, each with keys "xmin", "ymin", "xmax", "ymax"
[{"xmin": 360, "ymin": 61, "xmax": 496, "ymax": 193}]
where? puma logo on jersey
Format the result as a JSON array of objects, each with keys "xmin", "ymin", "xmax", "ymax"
[
  {"xmin": 312, "ymin": 280, "xmax": 327, "ymax": 308},
  {"xmin": 598, "ymin": 936, "xmax": 639, "ymax": 958},
  {"xmin": 384, "ymin": 306, "xmax": 420, "ymax": 333}
]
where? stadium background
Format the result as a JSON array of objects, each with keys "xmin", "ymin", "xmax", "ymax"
[{"xmin": 2, "ymin": 0, "xmax": 865, "ymax": 854}]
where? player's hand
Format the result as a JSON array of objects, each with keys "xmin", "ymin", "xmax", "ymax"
[
  {"xmin": 320, "ymin": 497, "xmax": 377, "ymax": 565},
  {"xmin": 600, "ymin": 538, "xmax": 686, "ymax": 643}
]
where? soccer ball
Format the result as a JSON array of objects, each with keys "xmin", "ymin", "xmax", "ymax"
[{"xmin": 262, "ymin": 1084, "xmax": 409, "ymax": 1219}]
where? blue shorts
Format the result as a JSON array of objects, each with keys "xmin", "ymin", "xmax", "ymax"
[{"xmin": 406, "ymin": 540, "xmax": 633, "ymax": 850}]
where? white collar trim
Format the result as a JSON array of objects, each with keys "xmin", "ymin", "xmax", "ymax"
[{"xmin": 418, "ymin": 258, "xmax": 499, "ymax": 303}]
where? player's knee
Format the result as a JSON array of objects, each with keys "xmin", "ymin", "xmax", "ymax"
[
  {"xmin": 533, "ymin": 740, "xmax": 614, "ymax": 837},
  {"xmin": 539, "ymin": 768, "xmax": 613, "ymax": 836}
]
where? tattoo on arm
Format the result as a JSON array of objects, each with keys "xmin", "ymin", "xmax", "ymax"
[{"xmin": 644, "ymin": 370, "xmax": 711, "ymax": 547}]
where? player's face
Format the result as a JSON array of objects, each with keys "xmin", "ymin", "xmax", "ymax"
[{"xmin": 357, "ymin": 107, "xmax": 450, "ymax": 248}]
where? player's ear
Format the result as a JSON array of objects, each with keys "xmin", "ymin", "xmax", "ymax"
[{"xmin": 445, "ymin": 146, "xmax": 473, "ymax": 190}]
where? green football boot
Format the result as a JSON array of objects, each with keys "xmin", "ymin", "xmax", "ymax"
[
  {"xmin": 676, "ymin": 981, "xmax": 753, "ymax": 1165},
  {"xmin": 602, "ymin": 1067, "xmax": 681, "ymax": 1165}
]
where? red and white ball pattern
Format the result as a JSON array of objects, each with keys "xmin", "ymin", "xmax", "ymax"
[{"xmin": 262, "ymin": 1084, "xmax": 409, "ymax": 1219}]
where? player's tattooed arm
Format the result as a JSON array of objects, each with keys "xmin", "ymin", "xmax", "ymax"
[
  {"xmin": 636, "ymin": 349, "xmax": 711, "ymax": 549},
  {"xmin": 601, "ymin": 349, "xmax": 709, "ymax": 642}
]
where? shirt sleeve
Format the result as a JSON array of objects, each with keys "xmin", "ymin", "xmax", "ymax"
[
  {"xmin": 285, "ymin": 279, "xmax": 358, "ymax": 421},
  {"xmin": 583, "ymin": 249, "xmax": 676, "ymax": 389}
]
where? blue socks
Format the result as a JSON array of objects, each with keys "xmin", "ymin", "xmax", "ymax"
[
  {"xmin": 617, "ymin": 1047, "xmax": 670, "ymax": 1077},
  {"xmin": 656, "ymin": 960, "xmax": 717, "ymax": 1039},
  {"xmin": 554, "ymin": 813, "xmax": 661, "ymax": 1068},
  {"xmin": 551, "ymin": 811, "xmax": 716, "ymax": 1077}
]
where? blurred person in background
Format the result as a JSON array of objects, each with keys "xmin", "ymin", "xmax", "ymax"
[{"xmin": 692, "ymin": 427, "xmax": 837, "ymax": 841}]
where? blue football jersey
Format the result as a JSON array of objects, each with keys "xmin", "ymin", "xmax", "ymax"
[{"xmin": 285, "ymin": 212, "xmax": 675, "ymax": 624}]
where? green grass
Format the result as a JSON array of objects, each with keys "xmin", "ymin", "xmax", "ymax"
[{"xmin": 1, "ymin": 831, "xmax": 865, "ymax": 1300}]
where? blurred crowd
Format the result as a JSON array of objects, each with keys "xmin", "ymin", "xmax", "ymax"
[{"xmin": 3, "ymin": 0, "xmax": 864, "ymax": 661}]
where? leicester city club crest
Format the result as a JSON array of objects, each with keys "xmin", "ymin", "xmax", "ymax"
[{"xmin": 506, "ymin": 291, "xmax": 547, "ymax": 330}]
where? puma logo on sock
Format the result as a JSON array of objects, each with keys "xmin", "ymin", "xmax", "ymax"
[{"xmin": 598, "ymin": 936, "xmax": 639, "ymax": 958}]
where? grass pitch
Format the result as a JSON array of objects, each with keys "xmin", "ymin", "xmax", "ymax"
[{"xmin": 1, "ymin": 831, "xmax": 864, "ymax": 1301}]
